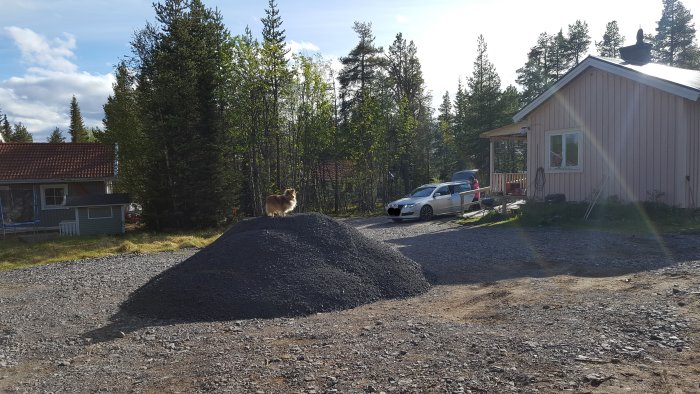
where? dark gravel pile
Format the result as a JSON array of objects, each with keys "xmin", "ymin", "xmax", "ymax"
[{"xmin": 121, "ymin": 213, "xmax": 429, "ymax": 321}]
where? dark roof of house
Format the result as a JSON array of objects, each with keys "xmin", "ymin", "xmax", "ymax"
[
  {"xmin": 318, "ymin": 160, "xmax": 355, "ymax": 182},
  {"xmin": 65, "ymin": 193, "xmax": 130, "ymax": 207},
  {"xmin": 514, "ymin": 55, "xmax": 700, "ymax": 122},
  {"xmin": 0, "ymin": 143, "xmax": 115, "ymax": 181},
  {"xmin": 597, "ymin": 56, "xmax": 700, "ymax": 92}
]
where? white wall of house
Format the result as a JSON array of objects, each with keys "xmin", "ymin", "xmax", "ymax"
[{"xmin": 526, "ymin": 67, "xmax": 699, "ymax": 208}]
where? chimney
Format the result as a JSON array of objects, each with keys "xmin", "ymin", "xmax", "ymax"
[{"xmin": 618, "ymin": 28, "xmax": 652, "ymax": 65}]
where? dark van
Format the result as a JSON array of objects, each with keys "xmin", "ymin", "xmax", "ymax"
[{"xmin": 451, "ymin": 169, "xmax": 478, "ymax": 182}]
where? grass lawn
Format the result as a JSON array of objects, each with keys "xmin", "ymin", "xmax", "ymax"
[
  {"xmin": 0, "ymin": 228, "xmax": 223, "ymax": 271},
  {"xmin": 460, "ymin": 200, "xmax": 700, "ymax": 236}
]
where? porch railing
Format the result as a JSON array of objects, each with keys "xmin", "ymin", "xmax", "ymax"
[{"xmin": 491, "ymin": 172, "xmax": 527, "ymax": 195}]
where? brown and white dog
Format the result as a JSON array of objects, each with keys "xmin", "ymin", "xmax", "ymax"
[{"xmin": 265, "ymin": 188, "xmax": 297, "ymax": 217}]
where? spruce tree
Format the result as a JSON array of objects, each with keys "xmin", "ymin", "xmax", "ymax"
[
  {"xmin": 46, "ymin": 127, "xmax": 66, "ymax": 143},
  {"xmin": 464, "ymin": 35, "xmax": 501, "ymax": 181},
  {"xmin": 596, "ymin": 20, "xmax": 625, "ymax": 58},
  {"xmin": 654, "ymin": 0, "xmax": 699, "ymax": 68},
  {"xmin": 261, "ymin": 0, "xmax": 290, "ymax": 189},
  {"xmin": 69, "ymin": 96, "xmax": 89, "ymax": 142},
  {"xmin": 0, "ymin": 113, "xmax": 11, "ymax": 142},
  {"xmin": 133, "ymin": 0, "xmax": 234, "ymax": 229},
  {"xmin": 103, "ymin": 62, "xmax": 147, "ymax": 201}
]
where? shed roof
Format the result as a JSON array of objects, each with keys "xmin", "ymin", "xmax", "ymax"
[
  {"xmin": 514, "ymin": 56, "xmax": 700, "ymax": 122},
  {"xmin": 480, "ymin": 121, "xmax": 529, "ymax": 139},
  {"xmin": 66, "ymin": 193, "xmax": 130, "ymax": 207},
  {"xmin": 0, "ymin": 143, "xmax": 115, "ymax": 182}
]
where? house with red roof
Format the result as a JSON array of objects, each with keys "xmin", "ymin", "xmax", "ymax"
[{"xmin": 0, "ymin": 143, "xmax": 129, "ymax": 236}]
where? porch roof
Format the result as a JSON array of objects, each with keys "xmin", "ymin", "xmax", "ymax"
[{"xmin": 479, "ymin": 121, "xmax": 529, "ymax": 140}]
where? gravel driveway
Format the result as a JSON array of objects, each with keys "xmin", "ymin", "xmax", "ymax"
[{"xmin": 1, "ymin": 217, "xmax": 699, "ymax": 393}]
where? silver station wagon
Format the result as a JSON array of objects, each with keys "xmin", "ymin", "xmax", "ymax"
[{"xmin": 385, "ymin": 181, "xmax": 474, "ymax": 221}]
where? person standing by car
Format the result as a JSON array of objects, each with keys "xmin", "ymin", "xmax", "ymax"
[{"xmin": 469, "ymin": 175, "xmax": 480, "ymax": 201}]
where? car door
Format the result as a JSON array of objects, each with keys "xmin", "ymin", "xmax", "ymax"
[
  {"xmin": 431, "ymin": 185, "xmax": 451, "ymax": 214},
  {"xmin": 451, "ymin": 183, "xmax": 472, "ymax": 212}
]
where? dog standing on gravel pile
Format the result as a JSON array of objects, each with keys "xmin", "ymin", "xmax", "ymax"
[{"xmin": 265, "ymin": 188, "xmax": 297, "ymax": 217}]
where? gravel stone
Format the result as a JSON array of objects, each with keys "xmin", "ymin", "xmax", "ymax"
[
  {"xmin": 0, "ymin": 216, "xmax": 699, "ymax": 393},
  {"xmin": 121, "ymin": 213, "xmax": 429, "ymax": 321}
]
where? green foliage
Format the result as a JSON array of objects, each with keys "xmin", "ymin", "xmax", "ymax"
[
  {"xmin": 596, "ymin": 20, "xmax": 625, "ymax": 58},
  {"xmin": 69, "ymin": 96, "xmax": 89, "ymax": 142},
  {"xmin": 654, "ymin": 0, "xmax": 699, "ymax": 68},
  {"xmin": 385, "ymin": 32, "xmax": 431, "ymax": 195},
  {"xmin": 0, "ymin": 113, "xmax": 11, "ymax": 142},
  {"xmin": 9, "ymin": 122, "xmax": 33, "ymax": 142},
  {"xmin": 102, "ymin": 62, "xmax": 147, "ymax": 201},
  {"xmin": 133, "ymin": 0, "xmax": 235, "ymax": 229},
  {"xmin": 46, "ymin": 127, "xmax": 66, "ymax": 143},
  {"xmin": 338, "ymin": 22, "xmax": 386, "ymax": 210},
  {"xmin": 567, "ymin": 20, "xmax": 591, "ymax": 64},
  {"xmin": 457, "ymin": 35, "xmax": 517, "ymax": 184},
  {"xmin": 518, "ymin": 201, "xmax": 700, "ymax": 234},
  {"xmin": 516, "ymin": 21, "xmax": 591, "ymax": 105},
  {"xmin": 435, "ymin": 91, "xmax": 457, "ymax": 181}
]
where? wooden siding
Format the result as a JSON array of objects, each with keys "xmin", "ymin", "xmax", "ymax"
[
  {"xmin": 689, "ymin": 100, "xmax": 700, "ymax": 208},
  {"xmin": 527, "ymin": 67, "xmax": 698, "ymax": 207},
  {"xmin": 77, "ymin": 206, "xmax": 124, "ymax": 235}
]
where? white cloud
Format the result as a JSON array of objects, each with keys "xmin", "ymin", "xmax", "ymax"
[
  {"xmin": 287, "ymin": 40, "xmax": 321, "ymax": 54},
  {"xmin": 0, "ymin": 27, "xmax": 114, "ymax": 140},
  {"xmin": 5, "ymin": 27, "xmax": 77, "ymax": 73}
]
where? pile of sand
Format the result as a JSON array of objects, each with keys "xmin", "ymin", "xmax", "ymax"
[{"xmin": 122, "ymin": 213, "xmax": 429, "ymax": 321}]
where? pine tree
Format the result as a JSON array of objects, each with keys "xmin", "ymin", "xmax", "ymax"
[
  {"xmin": 436, "ymin": 91, "xmax": 457, "ymax": 180},
  {"xmin": 596, "ymin": 20, "xmax": 625, "ymax": 58},
  {"xmin": 516, "ymin": 33, "xmax": 551, "ymax": 105},
  {"xmin": 68, "ymin": 96, "xmax": 89, "ymax": 142},
  {"xmin": 10, "ymin": 123, "xmax": 33, "ymax": 142},
  {"xmin": 654, "ymin": 0, "xmax": 699, "ymax": 68},
  {"xmin": 338, "ymin": 21, "xmax": 385, "ymax": 210},
  {"xmin": 386, "ymin": 32, "xmax": 428, "ymax": 193},
  {"xmin": 567, "ymin": 20, "xmax": 591, "ymax": 64},
  {"xmin": 231, "ymin": 26, "xmax": 267, "ymax": 216},
  {"xmin": 549, "ymin": 29, "xmax": 572, "ymax": 80},
  {"xmin": 46, "ymin": 127, "xmax": 66, "ymax": 143}
]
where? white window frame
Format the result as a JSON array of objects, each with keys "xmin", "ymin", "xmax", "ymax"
[
  {"xmin": 88, "ymin": 206, "xmax": 113, "ymax": 219},
  {"xmin": 544, "ymin": 129, "xmax": 583, "ymax": 172},
  {"xmin": 40, "ymin": 184, "xmax": 68, "ymax": 210}
]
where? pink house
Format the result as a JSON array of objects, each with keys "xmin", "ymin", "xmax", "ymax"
[{"xmin": 483, "ymin": 41, "xmax": 700, "ymax": 208}]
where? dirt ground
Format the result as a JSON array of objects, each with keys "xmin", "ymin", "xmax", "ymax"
[{"xmin": 0, "ymin": 217, "xmax": 699, "ymax": 393}]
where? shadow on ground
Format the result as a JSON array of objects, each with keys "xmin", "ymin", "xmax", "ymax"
[{"xmin": 386, "ymin": 225, "xmax": 700, "ymax": 285}]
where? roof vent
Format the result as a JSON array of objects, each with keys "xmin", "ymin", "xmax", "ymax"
[{"xmin": 619, "ymin": 28, "xmax": 652, "ymax": 65}]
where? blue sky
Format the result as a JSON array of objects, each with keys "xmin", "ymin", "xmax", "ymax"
[{"xmin": 1, "ymin": 0, "xmax": 698, "ymax": 140}]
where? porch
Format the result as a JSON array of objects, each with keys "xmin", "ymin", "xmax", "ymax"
[{"xmin": 480, "ymin": 121, "xmax": 528, "ymax": 196}]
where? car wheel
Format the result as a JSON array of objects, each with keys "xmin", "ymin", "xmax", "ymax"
[{"xmin": 419, "ymin": 205, "xmax": 433, "ymax": 221}]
